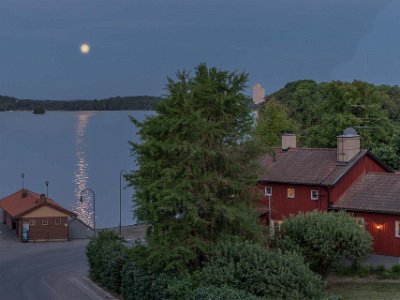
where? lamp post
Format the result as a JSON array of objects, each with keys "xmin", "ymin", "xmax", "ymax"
[
  {"xmin": 80, "ymin": 188, "xmax": 96, "ymax": 236},
  {"xmin": 45, "ymin": 181, "xmax": 49, "ymax": 198},
  {"xmin": 21, "ymin": 173, "xmax": 25, "ymax": 190},
  {"xmin": 264, "ymin": 186, "xmax": 272, "ymax": 240},
  {"xmin": 119, "ymin": 169, "xmax": 128, "ymax": 237}
]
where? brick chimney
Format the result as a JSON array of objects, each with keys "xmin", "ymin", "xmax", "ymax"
[
  {"xmin": 337, "ymin": 127, "xmax": 360, "ymax": 162},
  {"xmin": 40, "ymin": 194, "xmax": 47, "ymax": 204},
  {"xmin": 282, "ymin": 134, "xmax": 296, "ymax": 150}
]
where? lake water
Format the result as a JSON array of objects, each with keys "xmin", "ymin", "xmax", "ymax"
[{"xmin": 0, "ymin": 111, "xmax": 152, "ymax": 228}]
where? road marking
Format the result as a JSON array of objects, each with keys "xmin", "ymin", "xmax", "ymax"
[
  {"xmin": 41, "ymin": 277, "xmax": 66, "ymax": 300},
  {"xmin": 68, "ymin": 277, "xmax": 117, "ymax": 299}
]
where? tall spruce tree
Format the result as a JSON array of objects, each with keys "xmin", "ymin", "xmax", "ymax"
[{"xmin": 129, "ymin": 64, "xmax": 263, "ymax": 273}]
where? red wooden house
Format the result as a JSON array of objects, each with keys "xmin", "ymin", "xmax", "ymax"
[{"xmin": 257, "ymin": 129, "xmax": 400, "ymax": 256}]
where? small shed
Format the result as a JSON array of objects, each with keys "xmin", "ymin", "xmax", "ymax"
[
  {"xmin": 68, "ymin": 217, "xmax": 94, "ymax": 239},
  {"xmin": 0, "ymin": 189, "xmax": 76, "ymax": 242}
]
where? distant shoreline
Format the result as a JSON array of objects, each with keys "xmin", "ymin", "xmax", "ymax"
[{"xmin": 0, "ymin": 95, "xmax": 161, "ymax": 111}]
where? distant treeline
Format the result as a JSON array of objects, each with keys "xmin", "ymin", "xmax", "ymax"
[
  {"xmin": 0, "ymin": 95, "xmax": 161, "ymax": 111},
  {"xmin": 256, "ymin": 79, "xmax": 400, "ymax": 169}
]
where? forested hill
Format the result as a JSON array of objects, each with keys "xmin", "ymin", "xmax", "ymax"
[
  {"xmin": 256, "ymin": 79, "xmax": 400, "ymax": 170},
  {"xmin": 0, "ymin": 95, "xmax": 161, "ymax": 111}
]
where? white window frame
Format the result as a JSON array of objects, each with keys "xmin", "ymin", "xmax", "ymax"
[
  {"xmin": 287, "ymin": 188, "xmax": 295, "ymax": 199},
  {"xmin": 55, "ymin": 218, "xmax": 61, "ymax": 225},
  {"xmin": 395, "ymin": 221, "xmax": 400, "ymax": 238},
  {"xmin": 311, "ymin": 190, "xmax": 319, "ymax": 200},
  {"xmin": 271, "ymin": 219, "xmax": 283, "ymax": 236},
  {"xmin": 265, "ymin": 186, "xmax": 272, "ymax": 196},
  {"xmin": 354, "ymin": 217, "xmax": 365, "ymax": 227},
  {"xmin": 42, "ymin": 219, "xmax": 48, "ymax": 226}
]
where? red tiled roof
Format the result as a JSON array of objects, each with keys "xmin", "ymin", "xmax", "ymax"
[
  {"xmin": 259, "ymin": 148, "xmax": 369, "ymax": 186},
  {"xmin": 0, "ymin": 189, "xmax": 76, "ymax": 218},
  {"xmin": 332, "ymin": 173, "xmax": 400, "ymax": 214}
]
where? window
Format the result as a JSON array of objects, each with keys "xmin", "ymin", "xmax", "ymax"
[
  {"xmin": 265, "ymin": 186, "xmax": 272, "ymax": 196},
  {"xmin": 270, "ymin": 219, "xmax": 283, "ymax": 236},
  {"xmin": 395, "ymin": 221, "xmax": 400, "ymax": 238},
  {"xmin": 55, "ymin": 218, "xmax": 61, "ymax": 225},
  {"xmin": 311, "ymin": 190, "xmax": 319, "ymax": 200},
  {"xmin": 42, "ymin": 219, "xmax": 48, "ymax": 226},
  {"xmin": 29, "ymin": 219, "xmax": 36, "ymax": 226},
  {"xmin": 354, "ymin": 217, "xmax": 365, "ymax": 227},
  {"xmin": 287, "ymin": 188, "xmax": 295, "ymax": 199}
]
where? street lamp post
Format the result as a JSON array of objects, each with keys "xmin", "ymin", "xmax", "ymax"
[
  {"xmin": 80, "ymin": 188, "xmax": 96, "ymax": 236},
  {"xmin": 264, "ymin": 186, "xmax": 273, "ymax": 240},
  {"xmin": 268, "ymin": 195, "xmax": 272, "ymax": 238},
  {"xmin": 119, "ymin": 169, "xmax": 128, "ymax": 237},
  {"xmin": 45, "ymin": 181, "xmax": 49, "ymax": 198},
  {"xmin": 21, "ymin": 173, "xmax": 25, "ymax": 190}
]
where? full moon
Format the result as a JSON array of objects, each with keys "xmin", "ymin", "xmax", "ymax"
[{"xmin": 80, "ymin": 43, "xmax": 90, "ymax": 54}]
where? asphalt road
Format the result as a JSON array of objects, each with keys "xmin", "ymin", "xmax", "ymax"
[{"xmin": 0, "ymin": 224, "xmax": 116, "ymax": 300}]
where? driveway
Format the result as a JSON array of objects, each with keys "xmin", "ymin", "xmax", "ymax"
[{"xmin": 0, "ymin": 223, "xmax": 116, "ymax": 300}]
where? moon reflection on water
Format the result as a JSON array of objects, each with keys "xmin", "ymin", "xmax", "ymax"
[{"xmin": 72, "ymin": 112, "xmax": 95, "ymax": 227}]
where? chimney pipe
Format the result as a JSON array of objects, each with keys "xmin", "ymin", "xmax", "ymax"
[
  {"xmin": 337, "ymin": 127, "xmax": 360, "ymax": 162},
  {"xmin": 282, "ymin": 134, "xmax": 296, "ymax": 150},
  {"xmin": 40, "ymin": 194, "xmax": 47, "ymax": 204}
]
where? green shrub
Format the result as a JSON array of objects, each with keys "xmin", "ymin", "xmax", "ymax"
[
  {"xmin": 275, "ymin": 211, "xmax": 372, "ymax": 277},
  {"xmin": 371, "ymin": 264, "xmax": 386, "ymax": 276},
  {"xmin": 187, "ymin": 286, "xmax": 263, "ymax": 300},
  {"xmin": 98, "ymin": 241, "xmax": 128, "ymax": 292},
  {"xmin": 323, "ymin": 295, "xmax": 343, "ymax": 300},
  {"xmin": 121, "ymin": 260, "xmax": 170, "ymax": 300},
  {"xmin": 86, "ymin": 231, "xmax": 122, "ymax": 281},
  {"xmin": 199, "ymin": 239, "xmax": 325, "ymax": 299},
  {"xmin": 391, "ymin": 264, "xmax": 400, "ymax": 275}
]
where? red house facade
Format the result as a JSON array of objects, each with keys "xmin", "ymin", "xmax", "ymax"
[{"xmin": 258, "ymin": 130, "xmax": 400, "ymax": 257}]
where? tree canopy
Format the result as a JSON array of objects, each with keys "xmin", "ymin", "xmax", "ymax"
[
  {"xmin": 128, "ymin": 64, "xmax": 263, "ymax": 273},
  {"xmin": 258, "ymin": 79, "xmax": 400, "ymax": 169}
]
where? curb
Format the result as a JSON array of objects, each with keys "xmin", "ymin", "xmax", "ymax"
[{"xmin": 83, "ymin": 277, "xmax": 119, "ymax": 299}]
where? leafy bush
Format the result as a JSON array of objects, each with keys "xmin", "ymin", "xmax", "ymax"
[
  {"xmin": 199, "ymin": 239, "xmax": 325, "ymax": 299},
  {"xmin": 274, "ymin": 211, "xmax": 372, "ymax": 277},
  {"xmin": 323, "ymin": 295, "xmax": 343, "ymax": 300},
  {"xmin": 98, "ymin": 241, "xmax": 128, "ymax": 292},
  {"xmin": 188, "ymin": 286, "xmax": 262, "ymax": 300},
  {"xmin": 391, "ymin": 264, "xmax": 400, "ymax": 275},
  {"xmin": 121, "ymin": 260, "xmax": 170, "ymax": 300},
  {"xmin": 86, "ymin": 231, "xmax": 127, "ymax": 292},
  {"xmin": 86, "ymin": 231, "xmax": 122, "ymax": 281}
]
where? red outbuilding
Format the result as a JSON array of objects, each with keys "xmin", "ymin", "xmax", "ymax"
[
  {"xmin": 258, "ymin": 129, "xmax": 400, "ymax": 257},
  {"xmin": 0, "ymin": 189, "xmax": 77, "ymax": 242}
]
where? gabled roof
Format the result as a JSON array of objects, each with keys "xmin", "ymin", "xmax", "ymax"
[
  {"xmin": 0, "ymin": 189, "xmax": 76, "ymax": 218},
  {"xmin": 259, "ymin": 148, "xmax": 390, "ymax": 187},
  {"xmin": 332, "ymin": 173, "xmax": 400, "ymax": 214}
]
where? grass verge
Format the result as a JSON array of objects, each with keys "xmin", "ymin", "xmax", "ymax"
[{"xmin": 327, "ymin": 282, "xmax": 400, "ymax": 300}]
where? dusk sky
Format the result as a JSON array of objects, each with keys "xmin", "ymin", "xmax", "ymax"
[{"xmin": 0, "ymin": 0, "xmax": 398, "ymax": 100}]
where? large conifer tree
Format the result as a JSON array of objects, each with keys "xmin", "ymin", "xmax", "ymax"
[{"xmin": 129, "ymin": 64, "xmax": 263, "ymax": 272}]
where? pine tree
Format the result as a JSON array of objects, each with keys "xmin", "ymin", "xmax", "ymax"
[{"xmin": 128, "ymin": 64, "xmax": 263, "ymax": 272}]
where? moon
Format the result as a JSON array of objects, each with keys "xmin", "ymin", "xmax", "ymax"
[{"xmin": 80, "ymin": 43, "xmax": 90, "ymax": 54}]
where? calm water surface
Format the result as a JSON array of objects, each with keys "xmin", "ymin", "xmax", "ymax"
[{"xmin": 0, "ymin": 111, "xmax": 152, "ymax": 228}]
